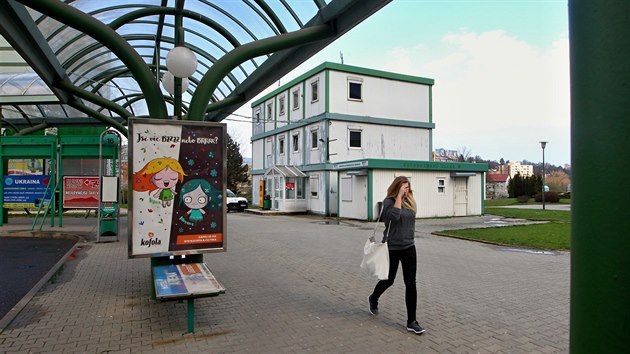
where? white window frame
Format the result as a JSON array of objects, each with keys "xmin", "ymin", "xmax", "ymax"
[
  {"xmin": 311, "ymin": 79, "xmax": 319, "ymax": 103},
  {"xmin": 348, "ymin": 77, "xmax": 363, "ymax": 101},
  {"xmin": 278, "ymin": 95, "xmax": 285, "ymax": 116},
  {"xmin": 279, "ymin": 137, "xmax": 285, "ymax": 155},
  {"xmin": 292, "ymin": 133, "xmax": 299, "ymax": 152},
  {"xmin": 292, "ymin": 89, "xmax": 300, "ymax": 110},
  {"xmin": 348, "ymin": 129, "xmax": 362, "ymax": 149},
  {"xmin": 437, "ymin": 178, "xmax": 446, "ymax": 194},
  {"xmin": 254, "ymin": 109, "xmax": 261, "ymax": 124},
  {"xmin": 311, "ymin": 129, "xmax": 318, "ymax": 150},
  {"xmin": 266, "ymin": 102, "xmax": 273, "ymax": 121},
  {"xmin": 310, "ymin": 175, "xmax": 319, "ymax": 199}
]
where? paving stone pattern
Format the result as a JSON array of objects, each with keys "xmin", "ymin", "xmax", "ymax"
[{"xmin": 0, "ymin": 214, "xmax": 569, "ymax": 353}]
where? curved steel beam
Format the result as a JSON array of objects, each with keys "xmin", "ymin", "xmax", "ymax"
[
  {"xmin": 20, "ymin": 0, "xmax": 167, "ymax": 119},
  {"xmin": 54, "ymin": 81, "xmax": 131, "ymax": 120},
  {"xmin": 15, "ymin": 122, "xmax": 49, "ymax": 136},
  {"xmin": 253, "ymin": 0, "xmax": 288, "ymax": 33},
  {"xmin": 109, "ymin": 7, "xmax": 241, "ymax": 49},
  {"xmin": 188, "ymin": 24, "xmax": 334, "ymax": 120},
  {"xmin": 279, "ymin": 0, "xmax": 305, "ymax": 27},
  {"xmin": 204, "ymin": 95, "xmax": 245, "ymax": 114},
  {"xmin": 68, "ymin": 101, "xmax": 128, "ymax": 138}
]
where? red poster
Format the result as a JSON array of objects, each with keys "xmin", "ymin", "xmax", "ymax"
[{"xmin": 63, "ymin": 176, "xmax": 99, "ymax": 208}]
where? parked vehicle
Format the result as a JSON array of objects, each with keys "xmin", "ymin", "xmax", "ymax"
[{"xmin": 226, "ymin": 189, "xmax": 248, "ymax": 212}]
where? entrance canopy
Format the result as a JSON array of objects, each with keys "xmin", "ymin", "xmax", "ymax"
[
  {"xmin": 264, "ymin": 165, "xmax": 307, "ymax": 178},
  {"xmin": 0, "ymin": 0, "xmax": 392, "ymax": 137}
]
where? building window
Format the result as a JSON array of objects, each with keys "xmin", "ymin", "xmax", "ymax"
[
  {"xmin": 266, "ymin": 103, "xmax": 273, "ymax": 121},
  {"xmin": 348, "ymin": 79, "xmax": 362, "ymax": 100},
  {"xmin": 296, "ymin": 179, "xmax": 305, "ymax": 199},
  {"xmin": 292, "ymin": 89, "xmax": 300, "ymax": 110},
  {"xmin": 279, "ymin": 137, "xmax": 285, "ymax": 155},
  {"xmin": 279, "ymin": 96, "xmax": 285, "ymax": 116},
  {"xmin": 311, "ymin": 80, "xmax": 319, "ymax": 102},
  {"xmin": 292, "ymin": 133, "xmax": 299, "ymax": 152},
  {"xmin": 437, "ymin": 178, "xmax": 445, "ymax": 194},
  {"xmin": 310, "ymin": 176, "xmax": 319, "ymax": 198},
  {"xmin": 349, "ymin": 129, "xmax": 362, "ymax": 148},
  {"xmin": 254, "ymin": 109, "xmax": 261, "ymax": 124},
  {"xmin": 311, "ymin": 129, "xmax": 318, "ymax": 149}
]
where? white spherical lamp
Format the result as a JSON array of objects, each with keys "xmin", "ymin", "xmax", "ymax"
[
  {"xmin": 162, "ymin": 72, "xmax": 189, "ymax": 95},
  {"xmin": 166, "ymin": 46, "xmax": 198, "ymax": 78},
  {"xmin": 162, "ymin": 71, "xmax": 175, "ymax": 95}
]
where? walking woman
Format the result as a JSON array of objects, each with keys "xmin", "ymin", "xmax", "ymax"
[{"xmin": 368, "ymin": 176, "xmax": 425, "ymax": 334}]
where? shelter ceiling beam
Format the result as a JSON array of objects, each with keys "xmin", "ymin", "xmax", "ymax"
[
  {"xmin": 189, "ymin": 24, "xmax": 334, "ymax": 120},
  {"xmin": 0, "ymin": 1, "xmax": 75, "ymax": 104},
  {"xmin": 19, "ymin": 0, "xmax": 168, "ymax": 120}
]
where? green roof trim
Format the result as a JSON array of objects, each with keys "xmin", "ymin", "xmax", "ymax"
[
  {"xmin": 333, "ymin": 159, "xmax": 488, "ymax": 172},
  {"xmin": 252, "ymin": 62, "xmax": 434, "ymax": 107}
]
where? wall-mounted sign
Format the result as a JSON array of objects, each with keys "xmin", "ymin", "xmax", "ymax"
[
  {"xmin": 62, "ymin": 176, "xmax": 100, "ymax": 208},
  {"xmin": 285, "ymin": 182, "xmax": 295, "ymax": 190},
  {"xmin": 2, "ymin": 175, "xmax": 51, "ymax": 208},
  {"xmin": 129, "ymin": 118, "xmax": 227, "ymax": 258}
]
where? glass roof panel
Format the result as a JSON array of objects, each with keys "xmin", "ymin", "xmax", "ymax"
[
  {"xmin": 39, "ymin": 104, "xmax": 70, "ymax": 118},
  {"xmin": 1, "ymin": 0, "xmax": 387, "ymax": 127}
]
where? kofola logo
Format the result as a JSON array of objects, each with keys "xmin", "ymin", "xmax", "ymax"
[{"xmin": 140, "ymin": 231, "xmax": 161, "ymax": 248}]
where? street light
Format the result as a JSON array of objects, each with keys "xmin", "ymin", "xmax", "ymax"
[
  {"xmin": 540, "ymin": 141, "xmax": 548, "ymax": 210},
  {"xmin": 162, "ymin": 46, "xmax": 198, "ymax": 119}
]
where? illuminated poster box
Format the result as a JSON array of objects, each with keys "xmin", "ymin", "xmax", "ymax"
[{"xmin": 128, "ymin": 118, "xmax": 227, "ymax": 258}]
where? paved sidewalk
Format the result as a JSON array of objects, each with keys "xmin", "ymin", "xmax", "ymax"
[{"xmin": 0, "ymin": 214, "xmax": 569, "ymax": 353}]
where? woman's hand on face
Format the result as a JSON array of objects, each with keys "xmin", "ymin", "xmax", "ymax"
[{"xmin": 398, "ymin": 183, "xmax": 409, "ymax": 198}]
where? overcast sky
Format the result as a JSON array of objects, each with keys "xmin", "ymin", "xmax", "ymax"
[{"xmin": 226, "ymin": 0, "xmax": 570, "ymax": 167}]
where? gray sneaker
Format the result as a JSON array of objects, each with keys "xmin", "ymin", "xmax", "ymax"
[
  {"xmin": 368, "ymin": 295, "xmax": 378, "ymax": 315},
  {"xmin": 406, "ymin": 321, "xmax": 426, "ymax": 334}
]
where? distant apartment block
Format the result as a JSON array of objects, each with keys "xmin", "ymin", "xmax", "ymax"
[{"xmin": 508, "ymin": 161, "xmax": 534, "ymax": 178}]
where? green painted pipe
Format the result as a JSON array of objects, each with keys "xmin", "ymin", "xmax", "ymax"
[
  {"xmin": 188, "ymin": 25, "xmax": 334, "ymax": 120},
  {"xmin": 569, "ymin": 1, "xmax": 630, "ymax": 352}
]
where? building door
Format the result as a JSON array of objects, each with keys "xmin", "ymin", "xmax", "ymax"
[{"xmin": 453, "ymin": 177, "xmax": 468, "ymax": 216}]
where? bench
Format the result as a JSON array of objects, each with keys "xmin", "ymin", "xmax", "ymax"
[{"xmin": 151, "ymin": 256, "xmax": 225, "ymax": 333}]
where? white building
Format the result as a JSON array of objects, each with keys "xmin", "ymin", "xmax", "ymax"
[
  {"xmin": 250, "ymin": 62, "xmax": 487, "ymax": 220},
  {"xmin": 508, "ymin": 161, "xmax": 534, "ymax": 178}
]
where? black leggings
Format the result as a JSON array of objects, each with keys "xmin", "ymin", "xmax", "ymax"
[{"xmin": 370, "ymin": 245, "xmax": 417, "ymax": 323}]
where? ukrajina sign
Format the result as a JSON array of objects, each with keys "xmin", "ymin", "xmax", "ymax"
[{"xmin": 128, "ymin": 118, "xmax": 227, "ymax": 258}]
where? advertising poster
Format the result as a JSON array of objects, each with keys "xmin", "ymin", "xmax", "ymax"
[
  {"xmin": 2, "ymin": 175, "xmax": 52, "ymax": 208},
  {"xmin": 62, "ymin": 176, "xmax": 100, "ymax": 208},
  {"xmin": 129, "ymin": 118, "xmax": 226, "ymax": 258},
  {"xmin": 153, "ymin": 263, "xmax": 226, "ymax": 299}
]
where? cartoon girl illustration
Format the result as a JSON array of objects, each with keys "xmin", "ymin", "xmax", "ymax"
[
  {"xmin": 178, "ymin": 179, "xmax": 222, "ymax": 222},
  {"xmin": 133, "ymin": 158, "xmax": 186, "ymax": 207}
]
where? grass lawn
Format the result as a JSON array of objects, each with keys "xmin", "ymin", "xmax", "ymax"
[
  {"xmin": 485, "ymin": 198, "xmax": 571, "ymax": 206},
  {"xmin": 434, "ymin": 206, "xmax": 571, "ymax": 251}
]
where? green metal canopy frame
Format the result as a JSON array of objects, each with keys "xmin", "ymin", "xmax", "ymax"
[{"xmin": 0, "ymin": 0, "xmax": 393, "ymax": 137}]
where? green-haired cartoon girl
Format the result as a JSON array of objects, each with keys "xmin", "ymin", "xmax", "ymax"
[
  {"xmin": 179, "ymin": 179, "xmax": 222, "ymax": 222},
  {"xmin": 133, "ymin": 158, "xmax": 186, "ymax": 207}
]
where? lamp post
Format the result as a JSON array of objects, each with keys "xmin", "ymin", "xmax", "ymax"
[{"xmin": 540, "ymin": 141, "xmax": 547, "ymax": 210}]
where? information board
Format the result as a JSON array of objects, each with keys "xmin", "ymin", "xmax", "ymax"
[
  {"xmin": 129, "ymin": 118, "xmax": 227, "ymax": 258},
  {"xmin": 2, "ymin": 175, "xmax": 51, "ymax": 208},
  {"xmin": 62, "ymin": 176, "xmax": 100, "ymax": 208}
]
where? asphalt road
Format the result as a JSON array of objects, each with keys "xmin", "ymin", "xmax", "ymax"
[{"xmin": 0, "ymin": 237, "xmax": 77, "ymax": 320}]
